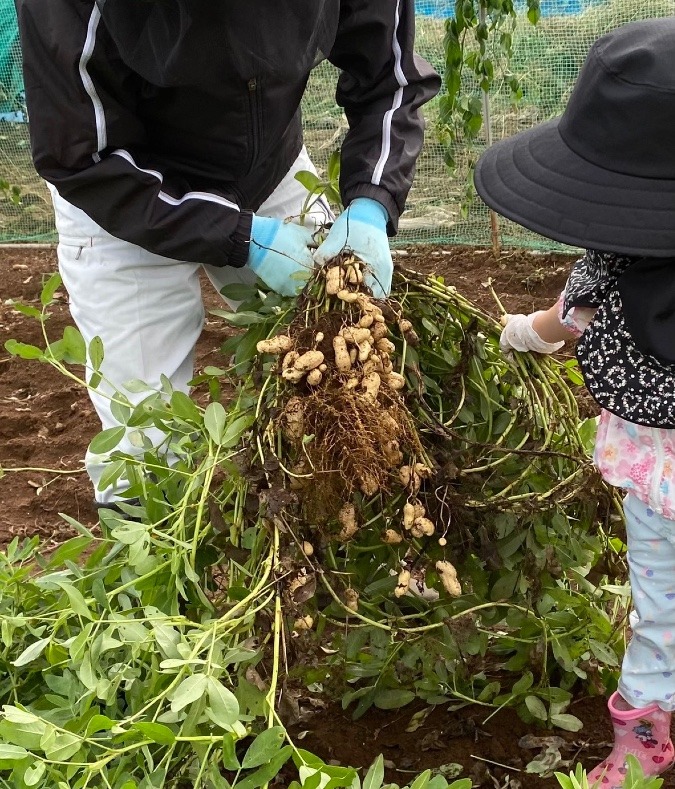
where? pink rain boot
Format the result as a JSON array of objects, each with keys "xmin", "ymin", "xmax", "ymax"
[{"xmin": 588, "ymin": 692, "xmax": 674, "ymax": 788}]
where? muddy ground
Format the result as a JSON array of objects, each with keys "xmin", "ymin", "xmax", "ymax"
[{"xmin": 0, "ymin": 244, "xmax": 660, "ymax": 788}]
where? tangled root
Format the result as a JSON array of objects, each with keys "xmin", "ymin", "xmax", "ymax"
[{"xmin": 306, "ymin": 386, "xmax": 418, "ymax": 494}]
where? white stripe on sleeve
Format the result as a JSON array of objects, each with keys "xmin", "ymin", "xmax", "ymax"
[
  {"xmin": 111, "ymin": 149, "xmax": 241, "ymax": 212},
  {"xmin": 79, "ymin": 4, "xmax": 107, "ymax": 163},
  {"xmin": 371, "ymin": 0, "xmax": 409, "ymax": 186}
]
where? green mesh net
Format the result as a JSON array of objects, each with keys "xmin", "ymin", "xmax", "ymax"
[{"xmin": 1, "ymin": 0, "xmax": 673, "ymax": 247}]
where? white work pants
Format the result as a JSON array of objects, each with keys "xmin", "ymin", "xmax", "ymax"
[{"xmin": 52, "ymin": 148, "xmax": 331, "ymax": 503}]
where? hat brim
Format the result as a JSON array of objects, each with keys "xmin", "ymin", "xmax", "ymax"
[
  {"xmin": 577, "ymin": 289, "xmax": 675, "ymax": 428},
  {"xmin": 474, "ymin": 119, "xmax": 675, "ymax": 257}
]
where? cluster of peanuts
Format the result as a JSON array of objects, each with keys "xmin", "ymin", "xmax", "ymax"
[
  {"xmin": 255, "ymin": 258, "xmax": 407, "ymax": 397},
  {"xmin": 325, "ymin": 258, "xmax": 407, "ymax": 400},
  {"xmin": 255, "ymin": 334, "xmax": 327, "ymax": 387}
]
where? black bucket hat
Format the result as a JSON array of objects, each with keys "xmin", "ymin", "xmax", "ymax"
[{"xmin": 474, "ymin": 17, "xmax": 675, "ymax": 257}]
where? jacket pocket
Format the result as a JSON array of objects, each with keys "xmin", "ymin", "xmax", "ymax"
[{"xmin": 246, "ymin": 77, "xmax": 263, "ymax": 174}]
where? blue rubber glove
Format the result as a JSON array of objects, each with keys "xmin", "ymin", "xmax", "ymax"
[
  {"xmin": 247, "ymin": 216, "xmax": 315, "ymax": 297},
  {"xmin": 314, "ymin": 198, "xmax": 393, "ymax": 299}
]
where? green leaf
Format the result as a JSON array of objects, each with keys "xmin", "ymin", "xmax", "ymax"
[
  {"xmin": 206, "ymin": 763, "xmax": 233, "ymax": 789},
  {"xmin": 13, "ymin": 636, "xmax": 50, "ymax": 667},
  {"xmin": 131, "ymin": 722, "xmax": 176, "ymax": 745},
  {"xmin": 236, "ymin": 746, "xmax": 292, "ymax": 789},
  {"xmin": 234, "ymin": 322, "xmax": 268, "ymax": 368},
  {"xmin": 511, "ymin": 671, "xmax": 534, "ymax": 696},
  {"xmin": 61, "ymin": 326, "xmax": 86, "ymax": 365},
  {"xmin": 325, "ymin": 185, "xmax": 342, "ymax": 208},
  {"xmin": 373, "ymin": 689, "xmax": 416, "ymax": 710},
  {"xmin": 524, "ymin": 695, "xmax": 548, "ymax": 721},
  {"xmin": 242, "ymin": 726, "xmax": 285, "ymax": 769},
  {"xmin": 4, "ymin": 339, "xmax": 44, "ymax": 360},
  {"xmin": 0, "ymin": 744, "xmax": 29, "ymax": 760},
  {"xmin": 290, "ymin": 269, "xmax": 312, "ymax": 283},
  {"xmin": 526, "ymin": 2, "xmax": 541, "ymax": 26},
  {"xmin": 220, "ymin": 414, "xmax": 255, "ymax": 449},
  {"xmin": 589, "ymin": 639, "xmax": 619, "ymax": 668},
  {"xmin": 169, "ymin": 390, "xmax": 202, "ymax": 423},
  {"xmin": 327, "ymin": 149, "xmax": 341, "ymax": 185},
  {"xmin": 46, "ymin": 535, "xmax": 92, "ymax": 568},
  {"xmin": 85, "ymin": 715, "xmax": 115, "ymax": 737},
  {"xmin": 123, "ymin": 379, "xmax": 155, "ymax": 394},
  {"xmin": 409, "ymin": 771, "xmax": 433, "ymax": 789},
  {"xmin": 88, "ymin": 335, "xmax": 104, "ymax": 371},
  {"xmin": 550, "ymin": 713, "xmax": 583, "ymax": 733},
  {"xmin": 552, "ymin": 640, "xmax": 575, "ymax": 673},
  {"xmin": 565, "ymin": 360, "xmax": 584, "ymax": 387},
  {"xmin": 110, "ymin": 521, "xmax": 147, "ymax": 546},
  {"xmin": 153, "ymin": 624, "xmax": 181, "ymax": 660},
  {"xmin": 577, "ymin": 417, "xmax": 598, "ymax": 453},
  {"xmin": 40, "ymin": 728, "xmax": 82, "ymax": 761},
  {"xmin": 446, "ymin": 781, "xmax": 472, "ymax": 789},
  {"xmin": 203, "ymin": 366, "xmax": 227, "ymax": 377},
  {"xmin": 0, "ymin": 717, "xmax": 45, "ymax": 751},
  {"xmin": 210, "ymin": 309, "xmax": 266, "ymax": 327},
  {"xmin": 490, "ymin": 571, "xmax": 518, "ymax": 601},
  {"xmin": 477, "ymin": 681, "xmax": 501, "ymax": 702},
  {"xmin": 204, "ymin": 402, "xmax": 227, "ymax": 444},
  {"xmin": 363, "ymin": 755, "xmax": 385, "ymax": 789},
  {"xmin": 40, "ymin": 272, "xmax": 62, "ymax": 306},
  {"xmin": 89, "ymin": 426, "xmax": 126, "ymax": 454},
  {"xmin": 110, "ymin": 394, "xmax": 132, "ymax": 425},
  {"xmin": 24, "ymin": 760, "xmax": 46, "ymax": 786},
  {"xmin": 170, "ymin": 674, "xmax": 208, "ymax": 713},
  {"xmin": 11, "ymin": 302, "xmax": 42, "ymax": 319},
  {"xmin": 221, "ymin": 732, "xmax": 241, "ymax": 770},
  {"xmin": 553, "ymin": 772, "xmax": 574, "ymax": 789},
  {"xmin": 2, "ymin": 707, "xmax": 46, "ymax": 726},
  {"xmin": 294, "ymin": 170, "xmax": 323, "ymax": 194},
  {"xmin": 53, "ymin": 581, "xmax": 92, "ymax": 620},
  {"xmin": 206, "ymin": 677, "xmax": 240, "ymax": 729},
  {"xmin": 97, "ymin": 458, "xmax": 126, "ymax": 492},
  {"xmin": 78, "ymin": 653, "xmax": 97, "ymax": 690},
  {"xmin": 219, "ymin": 283, "xmax": 260, "ymax": 302}
]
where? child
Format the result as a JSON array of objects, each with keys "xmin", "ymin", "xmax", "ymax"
[{"xmin": 473, "ymin": 18, "xmax": 675, "ymax": 786}]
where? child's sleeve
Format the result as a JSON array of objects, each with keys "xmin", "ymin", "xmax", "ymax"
[
  {"xmin": 562, "ymin": 250, "xmax": 634, "ymax": 318},
  {"xmin": 556, "ymin": 291, "xmax": 596, "ymax": 338}
]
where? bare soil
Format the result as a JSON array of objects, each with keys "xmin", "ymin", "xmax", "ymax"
[{"xmin": 1, "ymin": 244, "xmax": 662, "ymax": 789}]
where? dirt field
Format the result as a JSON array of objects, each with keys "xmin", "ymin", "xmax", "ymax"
[{"xmin": 1, "ymin": 244, "xmax": 668, "ymax": 788}]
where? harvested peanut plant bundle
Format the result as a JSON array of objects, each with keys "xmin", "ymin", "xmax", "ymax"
[
  {"xmin": 250, "ymin": 255, "xmax": 618, "ymax": 625},
  {"xmin": 0, "ymin": 261, "xmax": 625, "ymax": 788}
]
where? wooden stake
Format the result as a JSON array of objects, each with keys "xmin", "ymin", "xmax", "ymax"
[{"xmin": 479, "ymin": 3, "xmax": 501, "ymax": 258}]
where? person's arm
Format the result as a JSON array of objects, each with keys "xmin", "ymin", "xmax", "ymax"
[
  {"xmin": 327, "ymin": 0, "xmax": 441, "ymax": 234},
  {"xmin": 531, "ymin": 304, "xmax": 579, "ymax": 344},
  {"xmin": 16, "ymin": 0, "xmax": 251, "ymax": 268},
  {"xmin": 500, "ymin": 296, "xmax": 597, "ymax": 354}
]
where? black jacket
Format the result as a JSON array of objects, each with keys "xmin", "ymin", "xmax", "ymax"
[{"xmin": 16, "ymin": 0, "xmax": 440, "ymax": 267}]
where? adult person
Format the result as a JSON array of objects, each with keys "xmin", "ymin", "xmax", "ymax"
[{"xmin": 15, "ymin": 0, "xmax": 440, "ymax": 505}]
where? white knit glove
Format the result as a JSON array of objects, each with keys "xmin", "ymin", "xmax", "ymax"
[{"xmin": 499, "ymin": 312, "xmax": 565, "ymax": 354}]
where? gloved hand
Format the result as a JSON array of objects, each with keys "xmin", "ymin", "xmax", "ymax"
[
  {"xmin": 500, "ymin": 312, "xmax": 565, "ymax": 354},
  {"xmin": 314, "ymin": 197, "xmax": 392, "ymax": 299},
  {"xmin": 247, "ymin": 216, "xmax": 315, "ymax": 297}
]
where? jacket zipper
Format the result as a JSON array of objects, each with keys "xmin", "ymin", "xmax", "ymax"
[
  {"xmin": 649, "ymin": 429, "xmax": 665, "ymax": 510},
  {"xmin": 247, "ymin": 78, "xmax": 262, "ymax": 174}
]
